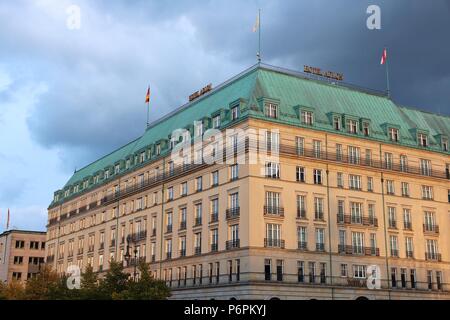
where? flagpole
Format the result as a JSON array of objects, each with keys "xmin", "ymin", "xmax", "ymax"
[
  {"xmin": 385, "ymin": 46, "xmax": 390, "ymax": 98},
  {"xmin": 258, "ymin": 8, "xmax": 261, "ymax": 63},
  {"xmin": 146, "ymin": 100, "xmax": 150, "ymax": 128}
]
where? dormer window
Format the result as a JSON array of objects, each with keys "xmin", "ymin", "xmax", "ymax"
[
  {"xmin": 231, "ymin": 106, "xmax": 239, "ymax": 121},
  {"xmin": 114, "ymin": 164, "xmax": 120, "ymax": 174},
  {"xmin": 64, "ymin": 190, "xmax": 70, "ymax": 197},
  {"xmin": 195, "ymin": 121, "xmax": 204, "ymax": 137},
  {"xmin": 83, "ymin": 180, "xmax": 89, "ymax": 189},
  {"xmin": 104, "ymin": 170, "xmax": 110, "ymax": 179},
  {"xmin": 333, "ymin": 116, "xmax": 341, "ymax": 130},
  {"xmin": 125, "ymin": 159, "xmax": 130, "ymax": 169},
  {"xmin": 442, "ymin": 137, "xmax": 448, "ymax": 152},
  {"xmin": 156, "ymin": 144, "xmax": 161, "ymax": 155},
  {"xmin": 265, "ymin": 103, "xmax": 278, "ymax": 119},
  {"xmin": 140, "ymin": 151, "xmax": 146, "ymax": 163},
  {"xmin": 301, "ymin": 111, "xmax": 313, "ymax": 125},
  {"xmin": 362, "ymin": 122, "xmax": 370, "ymax": 136},
  {"xmin": 418, "ymin": 133, "xmax": 428, "ymax": 147},
  {"xmin": 389, "ymin": 128, "xmax": 399, "ymax": 142},
  {"xmin": 347, "ymin": 119, "xmax": 358, "ymax": 134},
  {"xmin": 73, "ymin": 185, "xmax": 79, "ymax": 193},
  {"xmin": 54, "ymin": 194, "xmax": 59, "ymax": 202},
  {"xmin": 213, "ymin": 115, "xmax": 221, "ymax": 128}
]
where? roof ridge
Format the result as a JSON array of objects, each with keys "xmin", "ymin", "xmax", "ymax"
[{"xmin": 397, "ymin": 104, "xmax": 450, "ymax": 119}]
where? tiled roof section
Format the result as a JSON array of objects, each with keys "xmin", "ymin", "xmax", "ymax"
[{"xmin": 54, "ymin": 63, "xmax": 449, "ymax": 206}]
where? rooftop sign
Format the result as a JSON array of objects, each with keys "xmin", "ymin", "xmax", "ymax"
[
  {"xmin": 304, "ymin": 65, "xmax": 344, "ymax": 81},
  {"xmin": 189, "ymin": 83, "xmax": 212, "ymax": 102}
]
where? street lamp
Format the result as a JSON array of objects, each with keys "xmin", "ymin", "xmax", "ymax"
[{"xmin": 124, "ymin": 236, "xmax": 138, "ymax": 281}]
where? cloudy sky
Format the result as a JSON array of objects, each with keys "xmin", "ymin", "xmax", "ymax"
[{"xmin": 0, "ymin": 0, "xmax": 449, "ymax": 232}]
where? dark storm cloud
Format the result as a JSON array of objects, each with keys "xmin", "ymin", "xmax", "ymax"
[{"xmin": 1, "ymin": 0, "xmax": 449, "ymax": 173}]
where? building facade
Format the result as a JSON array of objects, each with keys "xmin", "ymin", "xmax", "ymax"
[
  {"xmin": 0, "ymin": 230, "xmax": 46, "ymax": 283},
  {"xmin": 46, "ymin": 64, "xmax": 450, "ymax": 300}
]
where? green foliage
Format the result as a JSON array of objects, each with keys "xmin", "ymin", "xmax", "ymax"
[{"xmin": 0, "ymin": 261, "xmax": 171, "ymax": 300}]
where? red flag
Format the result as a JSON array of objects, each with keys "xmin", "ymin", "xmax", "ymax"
[
  {"xmin": 380, "ymin": 48, "xmax": 387, "ymax": 65},
  {"xmin": 145, "ymin": 86, "xmax": 150, "ymax": 104},
  {"xmin": 6, "ymin": 208, "xmax": 10, "ymax": 229}
]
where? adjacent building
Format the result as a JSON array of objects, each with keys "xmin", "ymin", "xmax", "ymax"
[
  {"xmin": 46, "ymin": 64, "xmax": 450, "ymax": 300},
  {"xmin": 0, "ymin": 230, "xmax": 46, "ymax": 283}
]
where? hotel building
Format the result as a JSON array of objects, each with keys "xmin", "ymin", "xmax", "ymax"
[
  {"xmin": 46, "ymin": 64, "xmax": 450, "ymax": 300},
  {"xmin": 0, "ymin": 230, "xmax": 46, "ymax": 283}
]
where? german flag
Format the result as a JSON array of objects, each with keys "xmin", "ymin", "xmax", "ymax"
[{"xmin": 145, "ymin": 86, "xmax": 150, "ymax": 104}]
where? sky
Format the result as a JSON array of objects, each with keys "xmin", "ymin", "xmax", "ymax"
[{"xmin": 0, "ymin": 0, "xmax": 449, "ymax": 232}]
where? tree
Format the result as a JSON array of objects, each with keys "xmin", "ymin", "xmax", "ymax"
[
  {"xmin": 2, "ymin": 280, "xmax": 26, "ymax": 300},
  {"xmin": 121, "ymin": 261, "xmax": 171, "ymax": 300},
  {"xmin": 99, "ymin": 260, "xmax": 130, "ymax": 299},
  {"xmin": 79, "ymin": 264, "xmax": 103, "ymax": 300},
  {"xmin": 0, "ymin": 281, "xmax": 7, "ymax": 300},
  {"xmin": 24, "ymin": 265, "xmax": 61, "ymax": 300}
]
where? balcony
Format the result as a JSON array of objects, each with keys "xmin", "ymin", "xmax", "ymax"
[
  {"xmin": 151, "ymin": 254, "xmax": 155, "ymax": 262},
  {"xmin": 423, "ymin": 224, "xmax": 439, "ymax": 234},
  {"xmin": 210, "ymin": 214, "xmax": 219, "ymax": 223},
  {"xmin": 391, "ymin": 249, "xmax": 399, "ymax": 257},
  {"xmin": 406, "ymin": 250, "xmax": 414, "ymax": 258},
  {"xmin": 226, "ymin": 207, "xmax": 240, "ymax": 220},
  {"xmin": 179, "ymin": 249, "xmax": 186, "ymax": 257},
  {"xmin": 388, "ymin": 220, "xmax": 397, "ymax": 229},
  {"xmin": 338, "ymin": 245, "xmax": 380, "ymax": 256},
  {"xmin": 166, "ymin": 225, "xmax": 173, "ymax": 234},
  {"xmin": 179, "ymin": 221, "xmax": 187, "ymax": 230},
  {"xmin": 264, "ymin": 206, "xmax": 284, "ymax": 217},
  {"xmin": 314, "ymin": 212, "xmax": 325, "ymax": 221},
  {"xmin": 46, "ymin": 255, "xmax": 55, "ymax": 263},
  {"xmin": 226, "ymin": 239, "xmax": 240, "ymax": 250},
  {"xmin": 128, "ymin": 256, "xmax": 146, "ymax": 266},
  {"xmin": 194, "ymin": 246, "xmax": 202, "ymax": 255},
  {"xmin": 166, "ymin": 252, "xmax": 172, "ymax": 260},
  {"xmin": 297, "ymin": 242, "xmax": 307, "ymax": 251},
  {"xmin": 337, "ymin": 214, "xmax": 378, "ymax": 227},
  {"xmin": 316, "ymin": 243, "xmax": 325, "ymax": 252},
  {"xmin": 297, "ymin": 209, "xmax": 307, "ymax": 220},
  {"xmin": 425, "ymin": 252, "xmax": 442, "ymax": 262},
  {"xmin": 264, "ymin": 238, "xmax": 285, "ymax": 249},
  {"xmin": 194, "ymin": 217, "xmax": 202, "ymax": 227},
  {"xmin": 211, "ymin": 243, "xmax": 218, "ymax": 252},
  {"xmin": 127, "ymin": 230, "xmax": 147, "ymax": 242}
]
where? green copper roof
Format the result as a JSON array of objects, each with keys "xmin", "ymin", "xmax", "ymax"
[{"xmin": 53, "ymin": 63, "xmax": 449, "ymax": 206}]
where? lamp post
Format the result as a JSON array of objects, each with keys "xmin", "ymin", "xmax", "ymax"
[{"xmin": 124, "ymin": 236, "xmax": 139, "ymax": 281}]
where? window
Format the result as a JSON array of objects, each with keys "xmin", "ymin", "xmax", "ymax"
[
  {"xmin": 388, "ymin": 207, "xmax": 397, "ymax": 228},
  {"xmin": 365, "ymin": 149, "xmax": 372, "ymax": 166},
  {"xmin": 403, "ymin": 209, "xmax": 412, "ymax": 230},
  {"xmin": 401, "ymin": 182, "xmax": 410, "ymax": 197},
  {"xmin": 405, "ymin": 237, "xmax": 414, "ymax": 258},
  {"xmin": 348, "ymin": 146, "xmax": 360, "ymax": 164},
  {"xmin": 391, "ymin": 268, "xmax": 397, "ymax": 288},
  {"xmin": 195, "ymin": 121, "xmax": 204, "ymax": 137},
  {"xmin": 426, "ymin": 239, "xmax": 439, "ymax": 260},
  {"xmin": 389, "ymin": 128, "xmax": 399, "ymax": 142},
  {"xmin": 230, "ymin": 164, "xmax": 239, "ymax": 180},
  {"xmin": 315, "ymin": 228, "xmax": 325, "ymax": 251},
  {"xmin": 276, "ymin": 260, "xmax": 283, "ymax": 281},
  {"xmin": 336, "ymin": 144, "xmax": 343, "ymax": 161},
  {"xmin": 266, "ymin": 223, "xmax": 282, "ymax": 247},
  {"xmin": 301, "ymin": 111, "xmax": 313, "ymax": 125},
  {"xmin": 350, "ymin": 202, "xmax": 363, "ymax": 224},
  {"xmin": 353, "ymin": 265, "xmax": 366, "ymax": 279},
  {"xmin": 314, "ymin": 197, "xmax": 324, "ymax": 221},
  {"xmin": 418, "ymin": 133, "xmax": 428, "ymax": 147},
  {"xmin": 362, "ymin": 122, "xmax": 370, "ymax": 136},
  {"xmin": 167, "ymin": 187, "xmax": 174, "ymax": 201},
  {"xmin": 367, "ymin": 177, "xmax": 374, "ymax": 192},
  {"xmin": 181, "ymin": 182, "xmax": 188, "ymax": 196},
  {"xmin": 349, "ymin": 175, "xmax": 361, "ymax": 190},
  {"xmin": 194, "ymin": 232, "xmax": 202, "ymax": 254},
  {"xmin": 420, "ymin": 159, "xmax": 431, "ymax": 176},
  {"xmin": 265, "ymin": 191, "xmax": 281, "ymax": 213},
  {"xmin": 424, "ymin": 211, "xmax": 436, "ymax": 231},
  {"xmin": 298, "ymin": 261, "xmax": 305, "ymax": 282},
  {"xmin": 337, "ymin": 172, "xmax": 344, "ymax": 188},
  {"xmin": 230, "ymin": 224, "xmax": 239, "ymax": 243},
  {"xmin": 295, "ymin": 137, "xmax": 304, "ymax": 156},
  {"xmin": 333, "ymin": 116, "xmax": 341, "ymax": 130},
  {"xmin": 296, "ymin": 166, "xmax": 305, "ymax": 182},
  {"xmin": 265, "ymin": 131, "xmax": 279, "ymax": 152},
  {"xmin": 195, "ymin": 176, "xmax": 202, "ymax": 191},
  {"xmin": 313, "ymin": 169, "xmax": 322, "ymax": 185},
  {"xmin": 265, "ymin": 162, "xmax": 280, "ymax": 179},
  {"xmin": 15, "ymin": 240, "xmax": 25, "ymax": 249},
  {"xmin": 338, "ymin": 230, "xmax": 346, "ymax": 248},
  {"xmin": 213, "ymin": 115, "xmax": 221, "ymax": 128},
  {"xmin": 400, "ymin": 155, "xmax": 408, "ymax": 172},
  {"xmin": 297, "ymin": 226, "xmax": 307, "ymax": 249},
  {"xmin": 13, "ymin": 256, "xmax": 23, "ymax": 265},
  {"xmin": 421, "ymin": 185, "xmax": 433, "ymax": 200},
  {"xmin": 384, "ymin": 152, "xmax": 393, "ymax": 170},
  {"xmin": 313, "ymin": 140, "xmax": 321, "ymax": 158},
  {"xmin": 352, "ymin": 232, "xmax": 364, "ymax": 254},
  {"xmin": 210, "ymin": 229, "xmax": 218, "ymax": 251},
  {"xmin": 210, "ymin": 198, "xmax": 219, "ymax": 221},
  {"xmin": 265, "ymin": 103, "xmax": 278, "ymax": 119},
  {"xmin": 347, "ymin": 119, "xmax": 358, "ymax": 134},
  {"xmin": 436, "ymin": 271, "xmax": 443, "ymax": 290},
  {"xmin": 309, "ymin": 262, "xmax": 316, "ymax": 283},
  {"xmin": 211, "ymin": 171, "xmax": 219, "ymax": 187},
  {"xmin": 231, "ymin": 106, "xmax": 239, "ymax": 120},
  {"xmin": 264, "ymin": 259, "xmax": 271, "ymax": 281},
  {"xmin": 230, "ymin": 192, "xmax": 239, "ymax": 210},
  {"xmin": 194, "ymin": 203, "xmax": 202, "ymax": 225},
  {"xmin": 386, "ymin": 180, "xmax": 395, "ymax": 195},
  {"xmin": 139, "ymin": 151, "xmax": 146, "ymax": 163},
  {"xmin": 340, "ymin": 264, "xmax": 348, "ymax": 277},
  {"xmin": 390, "ymin": 235, "xmax": 399, "ymax": 257},
  {"xmin": 296, "ymin": 195, "xmax": 306, "ymax": 219},
  {"xmin": 155, "ymin": 144, "xmax": 161, "ymax": 155},
  {"xmin": 410, "ymin": 269, "xmax": 417, "ymax": 289}
]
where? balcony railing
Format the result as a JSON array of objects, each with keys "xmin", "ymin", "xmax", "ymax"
[
  {"xmin": 166, "ymin": 225, "xmax": 173, "ymax": 234},
  {"xmin": 179, "ymin": 221, "xmax": 187, "ymax": 230},
  {"xmin": 338, "ymin": 245, "xmax": 380, "ymax": 256},
  {"xmin": 194, "ymin": 217, "xmax": 202, "ymax": 227},
  {"xmin": 127, "ymin": 230, "xmax": 147, "ymax": 242},
  {"xmin": 391, "ymin": 249, "xmax": 399, "ymax": 257},
  {"xmin": 210, "ymin": 214, "xmax": 219, "ymax": 223},
  {"xmin": 151, "ymin": 254, "xmax": 155, "ymax": 262},
  {"xmin": 211, "ymin": 243, "xmax": 218, "ymax": 252},
  {"xmin": 226, "ymin": 207, "xmax": 240, "ymax": 220},
  {"xmin": 194, "ymin": 246, "xmax": 202, "ymax": 255},
  {"xmin": 423, "ymin": 224, "xmax": 439, "ymax": 234},
  {"xmin": 404, "ymin": 222, "xmax": 413, "ymax": 230},
  {"xmin": 316, "ymin": 243, "xmax": 325, "ymax": 252},
  {"xmin": 264, "ymin": 206, "xmax": 284, "ymax": 217},
  {"xmin": 406, "ymin": 250, "xmax": 414, "ymax": 258},
  {"xmin": 128, "ymin": 256, "xmax": 146, "ymax": 266},
  {"xmin": 46, "ymin": 255, "xmax": 55, "ymax": 263},
  {"xmin": 166, "ymin": 252, "xmax": 172, "ymax": 260},
  {"xmin": 389, "ymin": 220, "xmax": 397, "ymax": 229},
  {"xmin": 264, "ymin": 238, "xmax": 285, "ymax": 249},
  {"xmin": 110, "ymin": 239, "xmax": 116, "ymax": 247},
  {"xmin": 337, "ymin": 214, "xmax": 378, "ymax": 227},
  {"xmin": 425, "ymin": 252, "xmax": 442, "ymax": 261},
  {"xmin": 179, "ymin": 249, "xmax": 186, "ymax": 257},
  {"xmin": 297, "ymin": 242, "xmax": 307, "ymax": 251},
  {"xmin": 226, "ymin": 239, "xmax": 240, "ymax": 250},
  {"xmin": 151, "ymin": 228, "xmax": 156, "ymax": 237},
  {"xmin": 297, "ymin": 209, "xmax": 306, "ymax": 220}
]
